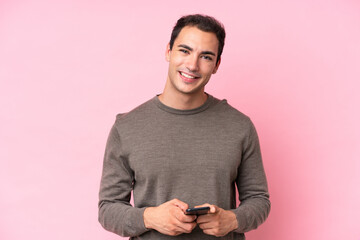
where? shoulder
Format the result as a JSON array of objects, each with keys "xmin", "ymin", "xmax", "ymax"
[
  {"xmin": 107, "ymin": 97, "xmax": 160, "ymax": 139},
  {"xmin": 109, "ymin": 97, "xmax": 159, "ymax": 138},
  {"xmin": 207, "ymin": 96, "xmax": 259, "ymax": 145},
  {"xmin": 211, "ymin": 96, "xmax": 253, "ymax": 127},
  {"xmin": 114, "ymin": 97, "xmax": 157, "ymax": 124}
]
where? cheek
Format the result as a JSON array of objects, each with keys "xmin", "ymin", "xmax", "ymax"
[
  {"xmin": 169, "ymin": 60, "xmax": 179, "ymax": 72},
  {"xmin": 201, "ymin": 64, "xmax": 216, "ymax": 75},
  {"xmin": 170, "ymin": 54, "xmax": 183, "ymax": 66}
]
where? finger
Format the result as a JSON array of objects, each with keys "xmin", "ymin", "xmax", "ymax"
[
  {"xmin": 194, "ymin": 203, "xmax": 217, "ymax": 214},
  {"xmin": 203, "ymin": 228, "xmax": 220, "ymax": 236},
  {"xmin": 194, "ymin": 203, "xmax": 211, "ymax": 208},
  {"xmin": 171, "ymin": 198, "xmax": 189, "ymax": 212},
  {"xmin": 196, "ymin": 214, "xmax": 212, "ymax": 224},
  {"xmin": 193, "ymin": 203, "xmax": 212, "ymax": 216},
  {"xmin": 175, "ymin": 208, "xmax": 197, "ymax": 223},
  {"xmin": 175, "ymin": 219, "xmax": 197, "ymax": 233},
  {"xmin": 197, "ymin": 204, "xmax": 218, "ymax": 214},
  {"xmin": 209, "ymin": 205, "xmax": 218, "ymax": 214},
  {"xmin": 181, "ymin": 214, "xmax": 197, "ymax": 223},
  {"xmin": 197, "ymin": 220, "xmax": 216, "ymax": 230}
]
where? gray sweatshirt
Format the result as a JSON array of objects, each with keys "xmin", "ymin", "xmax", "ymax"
[{"xmin": 98, "ymin": 95, "xmax": 270, "ymax": 240}]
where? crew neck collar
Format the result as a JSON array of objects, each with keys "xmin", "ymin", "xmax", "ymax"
[{"xmin": 153, "ymin": 94, "xmax": 214, "ymax": 115}]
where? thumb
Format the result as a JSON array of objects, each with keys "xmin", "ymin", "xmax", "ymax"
[
  {"xmin": 195, "ymin": 203, "xmax": 218, "ymax": 214},
  {"xmin": 210, "ymin": 205, "xmax": 218, "ymax": 214}
]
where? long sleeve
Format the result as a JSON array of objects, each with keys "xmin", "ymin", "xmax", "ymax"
[
  {"xmin": 98, "ymin": 122, "xmax": 149, "ymax": 237},
  {"xmin": 231, "ymin": 121, "xmax": 271, "ymax": 233},
  {"xmin": 98, "ymin": 97, "xmax": 270, "ymax": 240}
]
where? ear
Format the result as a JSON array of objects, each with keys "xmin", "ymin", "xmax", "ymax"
[
  {"xmin": 165, "ymin": 43, "xmax": 171, "ymax": 62},
  {"xmin": 212, "ymin": 57, "xmax": 221, "ymax": 74}
]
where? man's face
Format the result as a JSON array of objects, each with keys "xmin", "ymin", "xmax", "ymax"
[{"xmin": 165, "ymin": 26, "xmax": 220, "ymax": 96}]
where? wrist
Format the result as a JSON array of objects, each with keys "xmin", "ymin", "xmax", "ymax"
[
  {"xmin": 227, "ymin": 210, "xmax": 239, "ymax": 231},
  {"xmin": 143, "ymin": 207, "xmax": 155, "ymax": 229}
]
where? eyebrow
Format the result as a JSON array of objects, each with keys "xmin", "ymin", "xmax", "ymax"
[{"xmin": 177, "ymin": 44, "xmax": 216, "ymax": 56}]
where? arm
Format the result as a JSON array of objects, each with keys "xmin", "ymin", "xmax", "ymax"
[
  {"xmin": 98, "ymin": 123, "xmax": 148, "ymax": 237},
  {"xmin": 231, "ymin": 121, "xmax": 271, "ymax": 233},
  {"xmin": 197, "ymin": 120, "xmax": 270, "ymax": 236},
  {"xmin": 98, "ymin": 122, "xmax": 197, "ymax": 237}
]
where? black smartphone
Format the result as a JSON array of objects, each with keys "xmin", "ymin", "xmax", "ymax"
[{"xmin": 185, "ymin": 206, "xmax": 210, "ymax": 215}]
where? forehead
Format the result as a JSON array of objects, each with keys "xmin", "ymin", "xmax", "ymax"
[{"xmin": 174, "ymin": 26, "xmax": 219, "ymax": 52}]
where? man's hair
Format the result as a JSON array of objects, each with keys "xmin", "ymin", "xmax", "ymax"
[{"xmin": 169, "ymin": 14, "xmax": 226, "ymax": 64}]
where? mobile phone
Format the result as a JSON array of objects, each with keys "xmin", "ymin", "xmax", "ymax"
[{"xmin": 185, "ymin": 206, "xmax": 210, "ymax": 215}]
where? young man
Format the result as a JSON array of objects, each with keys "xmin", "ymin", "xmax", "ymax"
[{"xmin": 98, "ymin": 14, "xmax": 270, "ymax": 240}]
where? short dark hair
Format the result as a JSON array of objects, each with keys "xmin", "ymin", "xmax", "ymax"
[{"xmin": 169, "ymin": 14, "xmax": 226, "ymax": 64}]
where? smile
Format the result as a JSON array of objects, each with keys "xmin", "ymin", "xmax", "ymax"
[
  {"xmin": 179, "ymin": 71, "xmax": 200, "ymax": 80},
  {"xmin": 178, "ymin": 71, "xmax": 201, "ymax": 83},
  {"xmin": 180, "ymin": 72, "xmax": 196, "ymax": 79}
]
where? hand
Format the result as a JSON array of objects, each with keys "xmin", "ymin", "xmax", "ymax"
[
  {"xmin": 196, "ymin": 203, "xmax": 238, "ymax": 237},
  {"xmin": 143, "ymin": 199, "xmax": 197, "ymax": 236}
]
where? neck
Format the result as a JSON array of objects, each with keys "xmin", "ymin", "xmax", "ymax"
[{"xmin": 158, "ymin": 90, "xmax": 208, "ymax": 110}]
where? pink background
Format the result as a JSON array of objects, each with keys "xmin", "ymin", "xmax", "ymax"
[{"xmin": 1, "ymin": 0, "xmax": 359, "ymax": 239}]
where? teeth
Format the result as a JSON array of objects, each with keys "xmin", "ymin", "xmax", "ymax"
[{"xmin": 181, "ymin": 72, "xmax": 195, "ymax": 79}]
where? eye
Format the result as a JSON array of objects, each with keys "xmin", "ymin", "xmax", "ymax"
[
  {"xmin": 179, "ymin": 49, "xmax": 189, "ymax": 54},
  {"xmin": 201, "ymin": 55, "xmax": 213, "ymax": 61}
]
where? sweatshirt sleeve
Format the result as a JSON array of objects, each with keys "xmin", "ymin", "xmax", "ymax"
[
  {"xmin": 98, "ymin": 121, "xmax": 149, "ymax": 237},
  {"xmin": 231, "ymin": 120, "xmax": 271, "ymax": 233}
]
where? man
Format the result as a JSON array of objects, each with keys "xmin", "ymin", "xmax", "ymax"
[{"xmin": 98, "ymin": 14, "xmax": 270, "ymax": 240}]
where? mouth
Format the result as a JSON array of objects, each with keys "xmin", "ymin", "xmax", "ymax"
[{"xmin": 179, "ymin": 71, "xmax": 200, "ymax": 83}]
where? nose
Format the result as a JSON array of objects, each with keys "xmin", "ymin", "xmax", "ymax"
[{"xmin": 185, "ymin": 55, "xmax": 199, "ymax": 72}]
